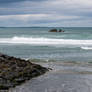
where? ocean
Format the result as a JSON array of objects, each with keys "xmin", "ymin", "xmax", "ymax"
[
  {"xmin": 1, "ymin": 27, "xmax": 92, "ymax": 92},
  {"xmin": 0, "ymin": 27, "xmax": 92, "ymax": 62}
]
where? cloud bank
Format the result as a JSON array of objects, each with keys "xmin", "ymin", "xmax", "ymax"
[{"xmin": 0, "ymin": 0, "xmax": 92, "ymax": 27}]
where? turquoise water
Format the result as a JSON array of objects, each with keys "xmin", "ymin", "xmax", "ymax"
[{"xmin": 0, "ymin": 27, "xmax": 92, "ymax": 61}]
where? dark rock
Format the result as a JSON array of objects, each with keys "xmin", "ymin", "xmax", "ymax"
[
  {"xmin": 59, "ymin": 29, "xmax": 64, "ymax": 32},
  {"xmin": 49, "ymin": 29, "xmax": 64, "ymax": 32},
  {"xmin": 0, "ymin": 53, "xmax": 48, "ymax": 91},
  {"xmin": 59, "ymin": 29, "xmax": 62, "ymax": 32},
  {"xmin": 49, "ymin": 29, "xmax": 58, "ymax": 32},
  {"xmin": 0, "ymin": 85, "xmax": 9, "ymax": 90}
]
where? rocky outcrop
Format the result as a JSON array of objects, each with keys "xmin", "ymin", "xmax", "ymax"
[
  {"xmin": 49, "ymin": 29, "xmax": 58, "ymax": 32},
  {"xmin": 0, "ymin": 53, "xmax": 48, "ymax": 91},
  {"xmin": 49, "ymin": 29, "xmax": 64, "ymax": 32}
]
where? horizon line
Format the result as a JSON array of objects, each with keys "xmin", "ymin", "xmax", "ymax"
[{"xmin": 0, "ymin": 26, "xmax": 92, "ymax": 28}]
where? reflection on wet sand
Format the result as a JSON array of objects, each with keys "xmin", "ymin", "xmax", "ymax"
[{"xmin": 9, "ymin": 61, "xmax": 92, "ymax": 92}]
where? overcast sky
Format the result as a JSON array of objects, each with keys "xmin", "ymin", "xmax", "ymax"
[{"xmin": 0, "ymin": 0, "xmax": 92, "ymax": 27}]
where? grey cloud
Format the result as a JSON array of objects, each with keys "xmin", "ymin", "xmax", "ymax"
[
  {"xmin": 0, "ymin": 0, "xmax": 45, "ymax": 3},
  {"xmin": 0, "ymin": 0, "xmax": 92, "ymax": 27}
]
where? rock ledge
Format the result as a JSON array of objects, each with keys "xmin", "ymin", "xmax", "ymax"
[{"xmin": 0, "ymin": 53, "xmax": 48, "ymax": 90}]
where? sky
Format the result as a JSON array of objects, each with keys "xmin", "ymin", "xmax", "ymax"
[{"xmin": 0, "ymin": 0, "xmax": 92, "ymax": 27}]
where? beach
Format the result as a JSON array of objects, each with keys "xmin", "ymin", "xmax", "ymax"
[
  {"xmin": 9, "ymin": 61, "xmax": 92, "ymax": 92},
  {"xmin": 0, "ymin": 0, "xmax": 92, "ymax": 91}
]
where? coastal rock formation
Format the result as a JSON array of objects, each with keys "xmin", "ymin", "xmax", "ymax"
[
  {"xmin": 0, "ymin": 53, "xmax": 48, "ymax": 91},
  {"xmin": 49, "ymin": 29, "xmax": 58, "ymax": 32},
  {"xmin": 59, "ymin": 29, "xmax": 64, "ymax": 32},
  {"xmin": 49, "ymin": 29, "xmax": 64, "ymax": 32}
]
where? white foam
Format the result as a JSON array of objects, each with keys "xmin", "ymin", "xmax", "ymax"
[
  {"xmin": 0, "ymin": 36, "xmax": 92, "ymax": 46},
  {"xmin": 81, "ymin": 47, "xmax": 92, "ymax": 50}
]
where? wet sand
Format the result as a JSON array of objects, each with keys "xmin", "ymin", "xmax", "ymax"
[{"xmin": 9, "ymin": 61, "xmax": 92, "ymax": 92}]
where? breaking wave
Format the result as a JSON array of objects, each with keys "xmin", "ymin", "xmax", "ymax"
[
  {"xmin": 0, "ymin": 36, "xmax": 92, "ymax": 46},
  {"xmin": 81, "ymin": 47, "xmax": 92, "ymax": 50}
]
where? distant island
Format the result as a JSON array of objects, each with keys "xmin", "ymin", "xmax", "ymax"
[{"xmin": 49, "ymin": 29, "xmax": 64, "ymax": 32}]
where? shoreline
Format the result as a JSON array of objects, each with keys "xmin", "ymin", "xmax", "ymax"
[
  {"xmin": 9, "ymin": 59, "xmax": 92, "ymax": 92},
  {"xmin": 0, "ymin": 53, "xmax": 92, "ymax": 91}
]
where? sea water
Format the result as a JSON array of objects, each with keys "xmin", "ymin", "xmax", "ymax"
[
  {"xmin": 2, "ymin": 27, "xmax": 92, "ymax": 92},
  {"xmin": 0, "ymin": 27, "xmax": 92, "ymax": 62}
]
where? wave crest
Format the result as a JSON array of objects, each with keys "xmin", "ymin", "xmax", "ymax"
[
  {"xmin": 81, "ymin": 47, "xmax": 92, "ymax": 50},
  {"xmin": 0, "ymin": 36, "xmax": 92, "ymax": 46}
]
